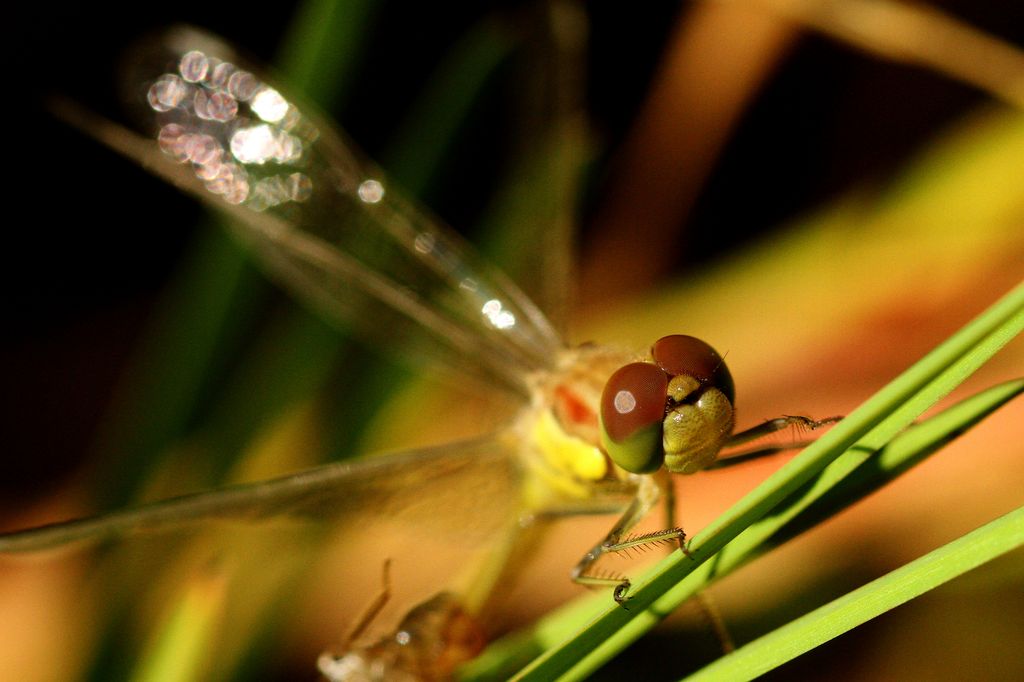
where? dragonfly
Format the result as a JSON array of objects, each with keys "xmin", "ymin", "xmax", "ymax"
[{"xmin": 0, "ymin": 26, "xmax": 839, "ymax": 678}]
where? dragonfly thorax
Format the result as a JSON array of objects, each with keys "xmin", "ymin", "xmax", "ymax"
[{"xmin": 515, "ymin": 345, "xmax": 641, "ymax": 508}]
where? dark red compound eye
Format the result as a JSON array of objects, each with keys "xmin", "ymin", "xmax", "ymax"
[
  {"xmin": 599, "ymin": 362, "xmax": 669, "ymax": 474},
  {"xmin": 651, "ymin": 335, "xmax": 735, "ymax": 403}
]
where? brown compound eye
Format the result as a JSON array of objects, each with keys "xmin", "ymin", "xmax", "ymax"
[
  {"xmin": 651, "ymin": 335, "xmax": 734, "ymax": 403},
  {"xmin": 599, "ymin": 362, "xmax": 669, "ymax": 474}
]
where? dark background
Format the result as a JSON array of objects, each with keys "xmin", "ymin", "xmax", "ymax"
[{"xmin": 4, "ymin": 0, "xmax": 1020, "ymax": 537}]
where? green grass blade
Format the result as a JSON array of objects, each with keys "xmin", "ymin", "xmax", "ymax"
[
  {"xmin": 682, "ymin": 505, "xmax": 1024, "ymax": 682},
  {"xmin": 128, "ymin": 571, "xmax": 227, "ymax": 682},
  {"xmin": 382, "ymin": 17, "xmax": 516, "ymax": 193},
  {"xmin": 562, "ymin": 322, "xmax": 1023, "ymax": 680},
  {"xmin": 506, "ymin": 280, "xmax": 1023, "ymax": 680},
  {"xmin": 462, "ymin": 377, "xmax": 1023, "ymax": 681},
  {"xmin": 92, "ymin": 226, "xmax": 261, "ymax": 504},
  {"xmin": 276, "ymin": 0, "xmax": 380, "ymax": 108},
  {"xmin": 765, "ymin": 377, "xmax": 1024, "ymax": 550}
]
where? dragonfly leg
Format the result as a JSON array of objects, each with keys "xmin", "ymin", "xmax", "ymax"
[
  {"xmin": 659, "ymin": 468, "xmax": 677, "ymax": 531},
  {"xmin": 572, "ymin": 473, "xmax": 686, "ymax": 604},
  {"xmin": 318, "ymin": 558, "xmax": 395, "ymax": 677},
  {"xmin": 709, "ymin": 415, "xmax": 842, "ymax": 469},
  {"xmin": 727, "ymin": 415, "xmax": 843, "ymax": 447},
  {"xmin": 345, "ymin": 558, "xmax": 393, "ymax": 645},
  {"xmin": 693, "ymin": 590, "xmax": 735, "ymax": 654}
]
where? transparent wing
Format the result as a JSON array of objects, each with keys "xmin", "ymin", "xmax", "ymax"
[
  {"xmin": 0, "ymin": 432, "xmax": 524, "ymax": 554},
  {"xmin": 11, "ymin": 26, "xmax": 572, "ymax": 678},
  {"xmin": 65, "ymin": 25, "xmax": 563, "ymax": 397},
  {"xmin": 0, "ymin": 434, "xmax": 527, "ymax": 679},
  {"xmin": 478, "ymin": 4, "xmax": 589, "ymax": 336}
]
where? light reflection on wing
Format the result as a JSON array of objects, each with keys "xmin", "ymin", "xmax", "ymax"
[
  {"xmin": 0, "ymin": 433, "xmax": 524, "ymax": 554},
  {"xmin": 12, "ymin": 24, "xmax": 576, "ymax": 679},
  {"xmin": 92, "ymin": 25, "xmax": 564, "ymax": 397}
]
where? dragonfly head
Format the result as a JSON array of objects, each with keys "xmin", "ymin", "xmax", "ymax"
[{"xmin": 599, "ymin": 335, "xmax": 735, "ymax": 475}]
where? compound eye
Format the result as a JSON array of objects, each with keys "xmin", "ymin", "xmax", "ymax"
[
  {"xmin": 651, "ymin": 335, "xmax": 735, "ymax": 403},
  {"xmin": 599, "ymin": 362, "xmax": 669, "ymax": 474}
]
